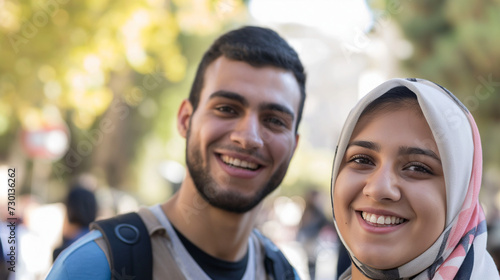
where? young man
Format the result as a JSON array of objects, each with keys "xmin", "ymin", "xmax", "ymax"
[{"xmin": 47, "ymin": 25, "xmax": 306, "ymax": 279}]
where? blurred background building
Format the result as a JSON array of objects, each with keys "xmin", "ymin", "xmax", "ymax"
[{"xmin": 0, "ymin": 0, "xmax": 499, "ymax": 279}]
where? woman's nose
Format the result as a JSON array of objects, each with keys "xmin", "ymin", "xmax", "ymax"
[{"xmin": 363, "ymin": 165, "xmax": 401, "ymax": 202}]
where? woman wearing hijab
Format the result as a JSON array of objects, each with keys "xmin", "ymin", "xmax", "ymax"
[{"xmin": 331, "ymin": 78, "xmax": 499, "ymax": 279}]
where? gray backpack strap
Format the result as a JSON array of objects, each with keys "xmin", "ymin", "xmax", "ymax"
[{"xmin": 253, "ymin": 229, "xmax": 296, "ymax": 280}]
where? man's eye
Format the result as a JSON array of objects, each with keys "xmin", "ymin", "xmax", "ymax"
[
  {"xmin": 266, "ymin": 117, "xmax": 286, "ymax": 127},
  {"xmin": 215, "ymin": 106, "xmax": 236, "ymax": 114}
]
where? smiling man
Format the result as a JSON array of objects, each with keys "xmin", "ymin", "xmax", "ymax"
[{"xmin": 47, "ymin": 26, "xmax": 306, "ymax": 280}]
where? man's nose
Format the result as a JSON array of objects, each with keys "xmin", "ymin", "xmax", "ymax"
[
  {"xmin": 230, "ymin": 114, "xmax": 264, "ymax": 150},
  {"xmin": 363, "ymin": 164, "xmax": 401, "ymax": 202}
]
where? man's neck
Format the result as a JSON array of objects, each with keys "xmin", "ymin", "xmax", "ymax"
[{"xmin": 161, "ymin": 181, "xmax": 260, "ymax": 262}]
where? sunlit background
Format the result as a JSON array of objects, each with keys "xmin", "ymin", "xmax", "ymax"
[{"xmin": 1, "ymin": 0, "xmax": 500, "ymax": 279}]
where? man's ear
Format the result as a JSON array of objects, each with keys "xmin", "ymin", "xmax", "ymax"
[
  {"xmin": 293, "ymin": 133, "xmax": 300, "ymax": 153},
  {"xmin": 177, "ymin": 99, "xmax": 193, "ymax": 138}
]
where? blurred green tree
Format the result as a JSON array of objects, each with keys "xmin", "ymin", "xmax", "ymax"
[
  {"xmin": 0, "ymin": 0, "xmax": 247, "ymax": 198},
  {"xmin": 372, "ymin": 0, "xmax": 500, "ymax": 168}
]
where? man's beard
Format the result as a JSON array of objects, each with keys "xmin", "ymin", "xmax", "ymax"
[{"xmin": 185, "ymin": 130, "xmax": 291, "ymax": 213}]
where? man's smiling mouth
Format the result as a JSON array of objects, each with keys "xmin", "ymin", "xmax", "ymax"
[
  {"xmin": 220, "ymin": 155, "xmax": 260, "ymax": 171},
  {"xmin": 361, "ymin": 211, "xmax": 407, "ymax": 226}
]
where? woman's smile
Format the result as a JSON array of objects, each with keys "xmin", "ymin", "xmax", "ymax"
[{"xmin": 359, "ymin": 211, "xmax": 407, "ymax": 226}]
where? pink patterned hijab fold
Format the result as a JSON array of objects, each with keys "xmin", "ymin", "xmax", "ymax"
[{"xmin": 331, "ymin": 78, "xmax": 500, "ymax": 279}]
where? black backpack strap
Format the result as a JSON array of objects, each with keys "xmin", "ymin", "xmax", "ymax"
[
  {"xmin": 90, "ymin": 212, "xmax": 153, "ymax": 280},
  {"xmin": 253, "ymin": 229, "xmax": 296, "ymax": 280}
]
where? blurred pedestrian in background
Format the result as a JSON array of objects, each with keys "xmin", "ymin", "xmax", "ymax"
[
  {"xmin": 52, "ymin": 181, "xmax": 97, "ymax": 261},
  {"xmin": 0, "ymin": 237, "xmax": 10, "ymax": 280},
  {"xmin": 297, "ymin": 189, "xmax": 330, "ymax": 279}
]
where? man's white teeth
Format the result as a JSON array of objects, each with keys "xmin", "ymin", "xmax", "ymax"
[
  {"xmin": 221, "ymin": 155, "xmax": 258, "ymax": 170},
  {"xmin": 362, "ymin": 211, "xmax": 404, "ymax": 225}
]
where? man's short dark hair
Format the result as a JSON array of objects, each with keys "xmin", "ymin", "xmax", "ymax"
[{"xmin": 188, "ymin": 26, "xmax": 307, "ymax": 132}]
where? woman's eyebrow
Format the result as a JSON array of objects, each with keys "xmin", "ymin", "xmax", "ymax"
[
  {"xmin": 399, "ymin": 146, "xmax": 441, "ymax": 163},
  {"xmin": 347, "ymin": 140, "xmax": 380, "ymax": 152}
]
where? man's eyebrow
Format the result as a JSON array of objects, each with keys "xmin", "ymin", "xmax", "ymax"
[
  {"xmin": 259, "ymin": 103, "xmax": 295, "ymax": 120},
  {"xmin": 209, "ymin": 90, "xmax": 248, "ymax": 106},
  {"xmin": 399, "ymin": 146, "xmax": 441, "ymax": 163},
  {"xmin": 209, "ymin": 90, "xmax": 295, "ymax": 119},
  {"xmin": 347, "ymin": 140, "xmax": 381, "ymax": 152}
]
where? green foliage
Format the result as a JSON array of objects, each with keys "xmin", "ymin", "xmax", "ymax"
[
  {"xmin": 374, "ymin": 0, "xmax": 500, "ymax": 166},
  {"xmin": 0, "ymin": 0, "xmax": 247, "ymax": 193}
]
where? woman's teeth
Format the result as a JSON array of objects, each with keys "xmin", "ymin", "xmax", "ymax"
[{"xmin": 361, "ymin": 211, "xmax": 405, "ymax": 225}]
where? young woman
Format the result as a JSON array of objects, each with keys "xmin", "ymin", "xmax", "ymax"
[{"xmin": 331, "ymin": 78, "xmax": 500, "ymax": 279}]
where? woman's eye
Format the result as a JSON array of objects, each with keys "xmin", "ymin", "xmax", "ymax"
[
  {"xmin": 405, "ymin": 163, "xmax": 433, "ymax": 174},
  {"xmin": 349, "ymin": 155, "xmax": 373, "ymax": 165}
]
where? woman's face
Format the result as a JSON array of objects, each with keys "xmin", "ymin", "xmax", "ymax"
[{"xmin": 333, "ymin": 105, "xmax": 446, "ymax": 269}]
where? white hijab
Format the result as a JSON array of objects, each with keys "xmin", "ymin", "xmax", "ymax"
[{"xmin": 331, "ymin": 78, "xmax": 499, "ymax": 279}]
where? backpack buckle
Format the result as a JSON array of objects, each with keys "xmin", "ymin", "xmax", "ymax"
[{"xmin": 114, "ymin": 224, "xmax": 140, "ymax": 245}]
